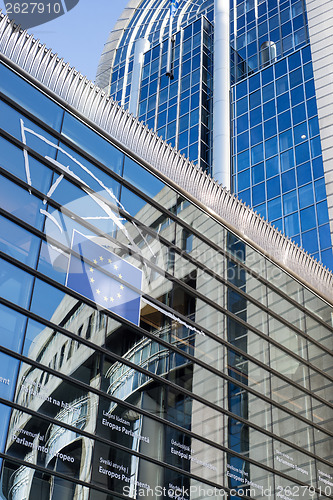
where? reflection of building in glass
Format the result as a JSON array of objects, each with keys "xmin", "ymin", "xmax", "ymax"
[
  {"xmin": 0, "ymin": 11, "xmax": 332, "ymax": 500},
  {"xmin": 96, "ymin": 0, "xmax": 333, "ymax": 269}
]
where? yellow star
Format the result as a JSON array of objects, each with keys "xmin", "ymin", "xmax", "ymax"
[
  {"xmin": 118, "ymin": 274, "xmax": 122, "ymax": 279},
  {"xmin": 104, "ymin": 296, "xmax": 108, "ymax": 302},
  {"xmin": 90, "ymin": 277, "xmax": 95, "ymax": 283},
  {"xmin": 120, "ymin": 285, "xmax": 124, "ymax": 290},
  {"xmin": 89, "ymin": 267, "xmax": 94, "ymax": 273},
  {"xmin": 114, "ymin": 264, "xmax": 118, "ymax": 270},
  {"xmin": 110, "ymin": 297, "xmax": 114, "ymax": 302},
  {"xmin": 96, "ymin": 289, "xmax": 101, "ymax": 295},
  {"xmin": 108, "ymin": 258, "xmax": 112, "ymax": 264},
  {"xmin": 99, "ymin": 256, "xmax": 104, "ymax": 261},
  {"xmin": 117, "ymin": 293, "xmax": 121, "ymax": 299},
  {"xmin": 93, "ymin": 259, "xmax": 97, "ymax": 264}
]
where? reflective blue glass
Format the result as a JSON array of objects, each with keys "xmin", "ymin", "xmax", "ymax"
[
  {"xmin": 250, "ymin": 125, "xmax": 263, "ymax": 145},
  {"xmin": 262, "ymin": 66, "xmax": 274, "ymax": 85},
  {"xmin": 293, "ymin": 122, "xmax": 308, "ymax": 144},
  {"xmin": 252, "ymin": 182, "xmax": 265, "ymax": 204},
  {"xmin": 298, "ymin": 183, "xmax": 314, "ymax": 209},
  {"xmin": 248, "ymin": 73, "xmax": 260, "ymax": 93},
  {"xmin": 237, "ymin": 131, "xmax": 249, "ymax": 151},
  {"xmin": 251, "ymin": 143, "xmax": 264, "ymax": 164},
  {"xmin": 291, "ymin": 85, "xmax": 304, "ymax": 106},
  {"xmin": 237, "ymin": 113, "xmax": 249, "ymax": 133},
  {"xmin": 312, "ymin": 156, "xmax": 324, "ymax": 179},
  {"xmin": 274, "ymin": 58, "xmax": 287, "ymax": 78},
  {"xmin": 0, "ymin": 304, "xmax": 27, "ymax": 353},
  {"xmin": 300, "ymin": 205, "xmax": 316, "ymax": 231},
  {"xmin": 0, "ymin": 63, "xmax": 64, "ymax": 130},
  {"xmin": 277, "ymin": 93, "xmax": 290, "ymax": 113},
  {"xmin": 281, "ymin": 169, "xmax": 296, "ymax": 192},
  {"xmin": 262, "ymin": 83, "xmax": 274, "ymax": 102},
  {"xmin": 0, "ymin": 175, "xmax": 45, "ymax": 230},
  {"xmin": 249, "ymin": 90, "xmax": 261, "ymax": 109},
  {"xmin": 123, "ymin": 156, "xmax": 164, "ymax": 199},
  {"xmin": 295, "ymin": 142, "xmax": 310, "ymax": 165},
  {"xmin": 0, "ymin": 258, "xmax": 33, "ymax": 309},
  {"xmin": 263, "ymin": 100, "xmax": 276, "ymax": 120},
  {"xmin": 251, "ymin": 162, "xmax": 265, "ymax": 184},
  {"xmin": 268, "ymin": 197, "xmax": 282, "ymax": 220},
  {"xmin": 278, "ymin": 110, "xmax": 292, "ymax": 132},
  {"xmin": 267, "ymin": 176, "xmax": 281, "ymax": 198},
  {"xmin": 0, "ymin": 215, "xmax": 39, "ymax": 268},
  {"xmin": 265, "ymin": 136, "xmax": 278, "ymax": 158},
  {"xmin": 306, "ymin": 97, "xmax": 317, "ymax": 118},
  {"xmin": 238, "ymin": 188, "xmax": 251, "ymax": 205},
  {"xmin": 264, "ymin": 118, "xmax": 277, "ymax": 139},
  {"xmin": 0, "ymin": 353, "xmax": 19, "ymax": 402},
  {"xmin": 296, "ymin": 162, "xmax": 312, "ymax": 185},
  {"xmin": 61, "ymin": 113, "xmax": 124, "ymax": 176},
  {"xmin": 303, "ymin": 62, "xmax": 313, "ymax": 81},
  {"xmin": 319, "ymin": 224, "xmax": 332, "ymax": 249},
  {"xmin": 279, "ymin": 129, "xmax": 293, "ymax": 151},
  {"xmin": 292, "ymin": 102, "xmax": 306, "ymax": 124},
  {"xmin": 250, "ymin": 107, "xmax": 262, "ymax": 127},
  {"xmin": 237, "ymin": 150, "xmax": 250, "ymax": 171},
  {"xmin": 276, "ymin": 75, "xmax": 289, "ymax": 95},
  {"xmin": 237, "ymin": 96, "xmax": 248, "ymax": 116},
  {"xmin": 0, "ymin": 100, "xmax": 58, "ymax": 159},
  {"xmin": 305, "ymin": 80, "xmax": 315, "ymax": 99},
  {"xmin": 301, "ymin": 229, "xmax": 318, "ymax": 253},
  {"xmin": 317, "ymin": 200, "xmax": 329, "ymax": 226},
  {"xmin": 289, "ymin": 68, "xmax": 303, "ymax": 88},
  {"xmin": 310, "ymin": 136, "xmax": 321, "ymax": 158},
  {"xmin": 238, "ymin": 169, "xmax": 250, "ymax": 190},
  {"xmin": 266, "ymin": 156, "xmax": 279, "ymax": 178},
  {"xmin": 288, "ymin": 50, "xmax": 301, "ymax": 70},
  {"xmin": 283, "ymin": 190, "xmax": 298, "ymax": 214},
  {"xmin": 314, "ymin": 178, "xmax": 327, "ymax": 202},
  {"xmin": 321, "ymin": 248, "xmax": 333, "ymax": 268},
  {"xmin": 284, "ymin": 212, "xmax": 299, "ymax": 236}
]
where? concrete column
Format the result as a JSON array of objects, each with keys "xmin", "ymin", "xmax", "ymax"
[
  {"xmin": 213, "ymin": 0, "xmax": 231, "ymax": 189},
  {"xmin": 129, "ymin": 38, "xmax": 150, "ymax": 116}
]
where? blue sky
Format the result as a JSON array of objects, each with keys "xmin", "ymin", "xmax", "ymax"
[{"xmin": 0, "ymin": 0, "xmax": 128, "ymax": 82}]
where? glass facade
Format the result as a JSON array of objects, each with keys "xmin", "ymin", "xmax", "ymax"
[
  {"xmin": 96, "ymin": 0, "xmax": 333, "ymax": 270},
  {"xmin": 0, "ymin": 60, "xmax": 332, "ymax": 499}
]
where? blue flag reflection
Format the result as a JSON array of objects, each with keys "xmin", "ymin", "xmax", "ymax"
[{"xmin": 66, "ymin": 231, "xmax": 142, "ymax": 326}]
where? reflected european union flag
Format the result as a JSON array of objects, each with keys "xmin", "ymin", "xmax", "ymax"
[{"xmin": 66, "ymin": 231, "xmax": 142, "ymax": 326}]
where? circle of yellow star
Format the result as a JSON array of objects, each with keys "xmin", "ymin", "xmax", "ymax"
[
  {"xmin": 93, "ymin": 259, "xmax": 97, "ymax": 264},
  {"xmin": 117, "ymin": 293, "xmax": 121, "ymax": 299},
  {"xmin": 90, "ymin": 277, "xmax": 95, "ymax": 283},
  {"xmin": 118, "ymin": 274, "xmax": 122, "ymax": 279},
  {"xmin": 108, "ymin": 258, "xmax": 112, "ymax": 264},
  {"xmin": 96, "ymin": 289, "xmax": 101, "ymax": 295},
  {"xmin": 99, "ymin": 256, "xmax": 104, "ymax": 261},
  {"xmin": 120, "ymin": 285, "xmax": 124, "ymax": 290},
  {"xmin": 89, "ymin": 267, "xmax": 94, "ymax": 273},
  {"xmin": 110, "ymin": 297, "xmax": 114, "ymax": 302},
  {"xmin": 104, "ymin": 296, "xmax": 108, "ymax": 302},
  {"xmin": 114, "ymin": 264, "xmax": 118, "ymax": 270}
]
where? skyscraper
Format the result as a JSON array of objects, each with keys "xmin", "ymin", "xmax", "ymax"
[
  {"xmin": 96, "ymin": 0, "xmax": 333, "ymax": 269},
  {"xmin": 0, "ymin": 9, "xmax": 332, "ymax": 500}
]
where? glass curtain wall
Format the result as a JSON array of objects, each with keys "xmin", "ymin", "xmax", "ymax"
[{"xmin": 0, "ymin": 61, "xmax": 332, "ymax": 500}]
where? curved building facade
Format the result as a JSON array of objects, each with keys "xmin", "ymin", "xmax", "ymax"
[
  {"xmin": 0, "ymin": 10, "xmax": 332, "ymax": 500},
  {"xmin": 96, "ymin": 0, "xmax": 333, "ymax": 270}
]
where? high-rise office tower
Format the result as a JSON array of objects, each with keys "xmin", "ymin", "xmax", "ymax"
[
  {"xmin": 96, "ymin": 0, "xmax": 333, "ymax": 269},
  {"xmin": 0, "ymin": 9, "xmax": 332, "ymax": 500}
]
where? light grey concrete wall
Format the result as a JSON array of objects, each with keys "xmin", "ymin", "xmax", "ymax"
[{"xmin": 306, "ymin": 0, "xmax": 333, "ymax": 246}]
